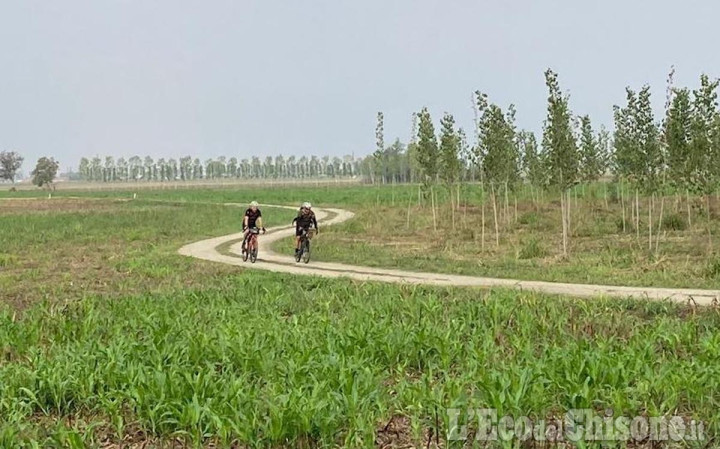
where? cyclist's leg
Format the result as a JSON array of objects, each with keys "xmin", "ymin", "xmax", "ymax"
[
  {"xmin": 242, "ymin": 229, "xmax": 250, "ymax": 251},
  {"xmin": 301, "ymin": 227, "xmax": 311, "ymax": 249},
  {"xmin": 294, "ymin": 228, "xmax": 302, "ymax": 254}
]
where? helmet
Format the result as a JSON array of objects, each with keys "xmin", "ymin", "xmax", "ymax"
[
  {"xmin": 302, "ymin": 202, "xmax": 312, "ymax": 209},
  {"xmin": 250, "ymin": 201, "xmax": 259, "ymax": 207}
]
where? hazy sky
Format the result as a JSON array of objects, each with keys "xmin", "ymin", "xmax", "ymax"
[{"xmin": 1, "ymin": 0, "xmax": 719, "ymax": 171}]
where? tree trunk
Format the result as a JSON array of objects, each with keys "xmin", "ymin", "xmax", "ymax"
[
  {"xmin": 621, "ymin": 184, "xmax": 626, "ymax": 233},
  {"xmin": 504, "ymin": 182, "xmax": 510, "ymax": 226},
  {"xmin": 635, "ymin": 190, "xmax": 640, "ymax": 243},
  {"xmin": 655, "ymin": 195, "xmax": 665, "ymax": 254},
  {"xmin": 603, "ymin": 182, "xmax": 608, "ymax": 210},
  {"xmin": 707, "ymin": 195, "xmax": 713, "ymax": 253},
  {"xmin": 431, "ymin": 186, "xmax": 437, "ymax": 232},
  {"xmin": 457, "ymin": 185, "xmax": 461, "ymax": 213},
  {"xmin": 567, "ymin": 190, "xmax": 572, "ymax": 253},
  {"xmin": 567, "ymin": 189, "xmax": 572, "ymax": 241},
  {"xmin": 450, "ymin": 185, "xmax": 456, "ymax": 231},
  {"xmin": 630, "ymin": 186, "xmax": 635, "ymax": 232},
  {"xmin": 481, "ymin": 184, "xmax": 486, "ymax": 251},
  {"xmin": 491, "ymin": 183, "xmax": 499, "ymax": 248},
  {"xmin": 648, "ymin": 194, "xmax": 653, "ymax": 252},
  {"xmin": 560, "ymin": 190, "xmax": 568, "ymax": 257},
  {"xmin": 530, "ymin": 185, "xmax": 536, "ymax": 212},
  {"xmin": 406, "ymin": 193, "xmax": 413, "ymax": 231},
  {"xmin": 686, "ymin": 190, "xmax": 692, "ymax": 228},
  {"xmin": 574, "ymin": 186, "xmax": 578, "ymax": 210},
  {"xmin": 463, "ymin": 187, "xmax": 468, "ymax": 230}
]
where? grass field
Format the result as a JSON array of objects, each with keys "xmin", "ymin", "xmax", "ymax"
[
  {"xmin": 0, "ymin": 197, "xmax": 295, "ymax": 309},
  {"xmin": 313, "ymin": 201, "xmax": 720, "ymax": 289},
  {"xmin": 8, "ymin": 182, "xmax": 719, "ymax": 290},
  {"xmin": 2, "ymin": 185, "xmax": 720, "ymax": 447}
]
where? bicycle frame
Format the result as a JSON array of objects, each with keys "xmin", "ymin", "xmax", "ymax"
[
  {"xmin": 296, "ymin": 228, "xmax": 313, "ymax": 263},
  {"xmin": 247, "ymin": 229, "xmax": 260, "ymax": 252},
  {"xmin": 243, "ymin": 227, "xmax": 262, "ymax": 263}
]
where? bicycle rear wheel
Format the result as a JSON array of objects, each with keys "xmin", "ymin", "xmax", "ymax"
[{"xmin": 302, "ymin": 240, "xmax": 311, "ymax": 264}]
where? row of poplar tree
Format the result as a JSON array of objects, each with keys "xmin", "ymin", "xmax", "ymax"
[
  {"xmin": 384, "ymin": 69, "xmax": 719, "ymax": 197},
  {"xmin": 378, "ymin": 68, "xmax": 720, "ymax": 255},
  {"xmin": 77, "ymin": 155, "xmax": 365, "ymax": 183}
]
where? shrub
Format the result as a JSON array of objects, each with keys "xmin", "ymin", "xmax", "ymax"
[
  {"xmin": 661, "ymin": 213, "xmax": 687, "ymax": 231},
  {"xmin": 518, "ymin": 238, "xmax": 548, "ymax": 259},
  {"xmin": 615, "ymin": 217, "xmax": 634, "ymax": 234},
  {"xmin": 518, "ymin": 211, "xmax": 539, "ymax": 226},
  {"xmin": 705, "ymin": 257, "xmax": 720, "ymax": 279},
  {"xmin": 458, "ymin": 228, "xmax": 475, "ymax": 241}
]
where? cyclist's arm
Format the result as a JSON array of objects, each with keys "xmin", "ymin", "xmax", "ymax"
[{"xmin": 311, "ymin": 214, "xmax": 318, "ymax": 229}]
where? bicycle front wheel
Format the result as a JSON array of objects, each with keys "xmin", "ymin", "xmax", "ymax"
[{"xmin": 302, "ymin": 240, "xmax": 311, "ymax": 264}]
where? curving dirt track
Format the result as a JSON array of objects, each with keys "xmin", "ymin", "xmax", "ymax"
[{"xmin": 178, "ymin": 204, "xmax": 720, "ymax": 305}]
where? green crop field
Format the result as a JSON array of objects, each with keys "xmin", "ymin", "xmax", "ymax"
[{"xmin": 1, "ymin": 185, "xmax": 719, "ymax": 448}]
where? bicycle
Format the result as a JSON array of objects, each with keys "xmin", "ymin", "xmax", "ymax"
[
  {"xmin": 295, "ymin": 228, "xmax": 314, "ymax": 264},
  {"xmin": 242, "ymin": 227, "xmax": 264, "ymax": 263}
]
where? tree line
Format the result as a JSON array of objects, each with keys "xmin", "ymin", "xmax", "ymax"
[
  {"xmin": 376, "ymin": 68, "xmax": 720, "ymax": 255},
  {"xmin": 75, "ymin": 155, "xmax": 365, "ymax": 182},
  {"xmin": 6, "ymin": 68, "xmax": 720, "ymax": 244}
]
